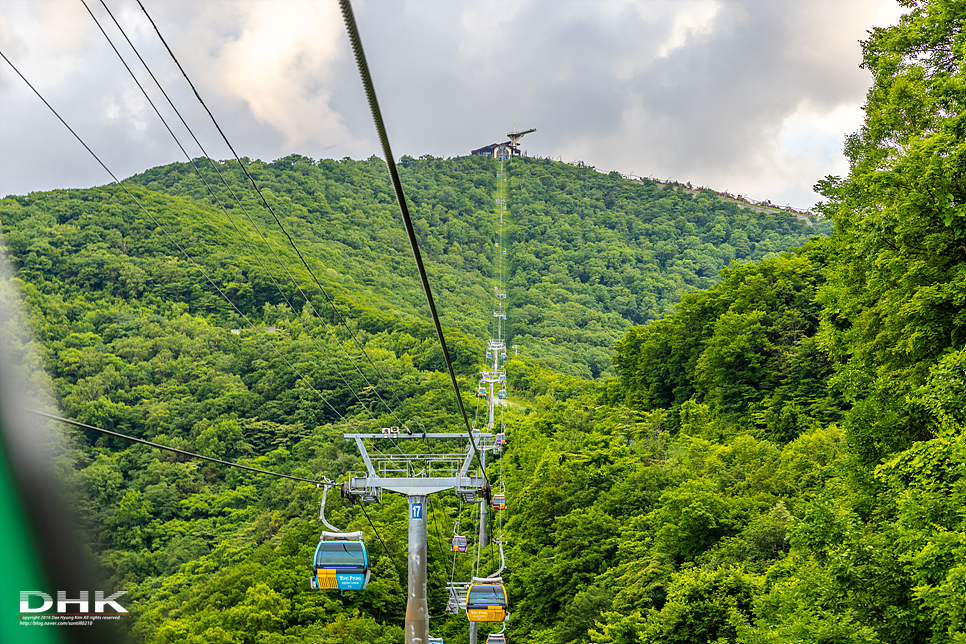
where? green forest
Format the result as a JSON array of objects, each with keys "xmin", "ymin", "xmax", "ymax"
[{"xmin": 1, "ymin": 1, "xmax": 965, "ymax": 643}]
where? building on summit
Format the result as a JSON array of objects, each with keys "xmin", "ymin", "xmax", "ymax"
[
  {"xmin": 471, "ymin": 142, "xmax": 515, "ymax": 160},
  {"xmin": 471, "ymin": 127, "xmax": 536, "ymax": 160}
]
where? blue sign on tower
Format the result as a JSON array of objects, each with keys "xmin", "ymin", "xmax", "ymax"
[{"xmin": 411, "ymin": 503, "xmax": 423, "ymax": 519}]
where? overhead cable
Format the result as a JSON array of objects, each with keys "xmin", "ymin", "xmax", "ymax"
[
  {"xmin": 358, "ymin": 502, "xmax": 408, "ymax": 584},
  {"xmin": 85, "ymin": 0, "xmax": 399, "ymax": 438},
  {"xmin": 28, "ymin": 409, "xmax": 331, "ymax": 486},
  {"xmin": 34, "ymin": 409, "xmax": 411, "ymax": 586},
  {"xmin": 0, "ymin": 49, "xmax": 361, "ymax": 432},
  {"xmin": 337, "ymin": 0, "xmax": 489, "ymax": 482},
  {"xmin": 133, "ymin": 0, "xmax": 414, "ymax": 434}
]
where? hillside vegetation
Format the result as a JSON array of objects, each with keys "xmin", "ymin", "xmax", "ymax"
[
  {"xmin": 0, "ymin": 151, "xmax": 823, "ymax": 643},
  {"xmin": 2, "ymin": 1, "xmax": 965, "ymax": 643},
  {"xmin": 128, "ymin": 152, "xmax": 825, "ymax": 378}
]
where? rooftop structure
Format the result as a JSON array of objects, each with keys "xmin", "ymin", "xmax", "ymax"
[{"xmin": 471, "ymin": 126, "xmax": 536, "ymax": 160}]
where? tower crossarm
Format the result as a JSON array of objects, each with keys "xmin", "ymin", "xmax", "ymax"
[
  {"xmin": 342, "ymin": 433, "xmax": 491, "ymax": 498},
  {"xmin": 344, "ymin": 432, "xmax": 485, "ymax": 440},
  {"xmin": 345, "ymin": 475, "xmax": 486, "ymax": 497}
]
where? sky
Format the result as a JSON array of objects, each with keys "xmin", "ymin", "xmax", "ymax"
[{"xmin": 0, "ymin": 0, "xmax": 905, "ymax": 209}]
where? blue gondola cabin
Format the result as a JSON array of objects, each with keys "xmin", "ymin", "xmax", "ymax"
[{"xmin": 311, "ymin": 537, "xmax": 370, "ymax": 591}]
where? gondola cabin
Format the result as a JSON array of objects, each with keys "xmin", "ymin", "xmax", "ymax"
[
  {"xmin": 452, "ymin": 535, "xmax": 468, "ymax": 553},
  {"xmin": 485, "ymin": 634, "xmax": 506, "ymax": 644},
  {"xmin": 498, "ymin": 389, "xmax": 507, "ymax": 400},
  {"xmin": 501, "ymin": 352, "xmax": 507, "ymax": 360},
  {"xmin": 477, "ymin": 387, "xmax": 487, "ymax": 398},
  {"xmin": 466, "ymin": 583, "xmax": 508, "ymax": 622},
  {"xmin": 495, "ymin": 432, "xmax": 507, "ymax": 446},
  {"xmin": 429, "ymin": 638, "xmax": 445, "ymax": 644},
  {"xmin": 311, "ymin": 534, "xmax": 370, "ymax": 591},
  {"xmin": 492, "ymin": 494, "xmax": 506, "ymax": 510},
  {"xmin": 486, "ymin": 351, "xmax": 493, "ymax": 360},
  {"xmin": 498, "ymin": 374, "xmax": 506, "ymax": 384},
  {"xmin": 472, "ymin": 427, "xmax": 481, "ymax": 438}
]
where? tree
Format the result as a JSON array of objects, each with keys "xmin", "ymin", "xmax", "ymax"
[
  {"xmin": 637, "ymin": 566, "xmax": 760, "ymax": 644},
  {"xmin": 816, "ymin": 0, "xmax": 966, "ymax": 463}
]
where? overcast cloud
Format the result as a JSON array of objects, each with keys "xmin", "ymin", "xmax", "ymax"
[{"xmin": 1, "ymin": 0, "xmax": 904, "ymax": 208}]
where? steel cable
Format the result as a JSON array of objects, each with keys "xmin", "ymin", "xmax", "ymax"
[
  {"xmin": 88, "ymin": 0, "xmax": 399, "ymax": 436},
  {"xmin": 135, "ymin": 0, "xmax": 416, "ymax": 435},
  {"xmin": 29, "ymin": 410, "xmax": 332, "ymax": 486},
  {"xmin": 0, "ymin": 49, "xmax": 362, "ymax": 432},
  {"xmin": 337, "ymin": 0, "xmax": 490, "ymax": 486}
]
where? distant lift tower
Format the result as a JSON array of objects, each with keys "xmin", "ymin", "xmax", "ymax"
[
  {"xmin": 465, "ymin": 286, "xmax": 509, "ymax": 644},
  {"xmin": 342, "ymin": 430, "xmax": 492, "ymax": 644},
  {"xmin": 482, "ymin": 288, "xmax": 508, "ymax": 431},
  {"xmin": 506, "ymin": 126, "xmax": 536, "ymax": 155}
]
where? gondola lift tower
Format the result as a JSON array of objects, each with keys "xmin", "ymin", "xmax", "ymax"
[{"xmin": 341, "ymin": 429, "xmax": 494, "ymax": 643}]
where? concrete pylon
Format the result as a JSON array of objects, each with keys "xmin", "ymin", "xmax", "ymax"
[{"xmin": 406, "ymin": 494, "xmax": 429, "ymax": 644}]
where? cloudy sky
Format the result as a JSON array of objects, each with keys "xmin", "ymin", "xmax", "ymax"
[{"xmin": 0, "ymin": 0, "xmax": 904, "ymax": 209}]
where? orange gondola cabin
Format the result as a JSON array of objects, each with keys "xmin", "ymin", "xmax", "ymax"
[{"xmin": 466, "ymin": 581, "xmax": 508, "ymax": 622}]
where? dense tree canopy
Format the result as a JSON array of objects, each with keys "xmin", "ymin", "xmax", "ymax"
[
  {"xmin": 816, "ymin": 0, "xmax": 966, "ymax": 463},
  {"xmin": 3, "ymin": 2, "xmax": 966, "ymax": 642},
  {"xmin": 124, "ymin": 152, "xmax": 825, "ymax": 379},
  {"xmin": 0, "ymin": 150, "xmax": 830, "ymax": 643}
]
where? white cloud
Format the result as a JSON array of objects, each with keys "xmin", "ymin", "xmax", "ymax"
[
  {"xmin": 779, "ymin": 102, "xmax": 863, "ymax": 160},
  {"xmin": 208, "ymin": 0, "xmax": 360, "ymax": 150},
  {"xmin": 0, "ymin": 0, "xmax": 95, "ymax": 87},
  {"xmin": 657, "ymin": 0, "xmax": 721, "ymax": 59},
  {"xmin": 0, "ymin": 0, "xmax": 910, "ymax": 205}
]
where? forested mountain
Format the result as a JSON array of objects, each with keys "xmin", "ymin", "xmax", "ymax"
[
  {"xmin": 127, "ymin": 152, "xmax": 825, "ymax": 378},
  {"xmin": 0, "ymin": 152, "xmax": 823, "ymax": 643},
  {"xmin": 3, "ymin": 2, "xmax": 965, "ymax": 643}
]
